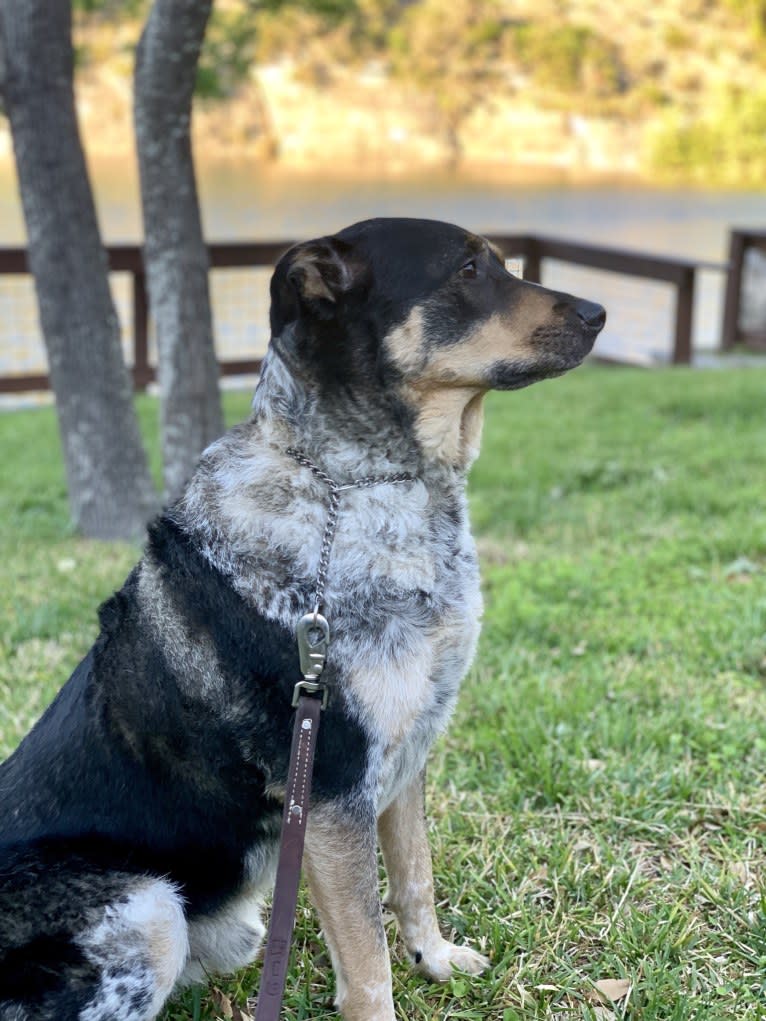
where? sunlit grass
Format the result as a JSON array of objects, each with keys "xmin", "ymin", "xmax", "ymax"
[{"xmin": 2, "ymin": 367, "xmax": 766, "ymax": 1019}]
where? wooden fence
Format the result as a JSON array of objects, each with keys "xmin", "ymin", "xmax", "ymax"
[{"xmin": 0, "ymin": 232, "xmax": 747, "ymax": 395}]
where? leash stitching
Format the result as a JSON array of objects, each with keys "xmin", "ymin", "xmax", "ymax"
[{"xmin": 287, "ymin": 719, "xmax": 313, "ymax": 827}]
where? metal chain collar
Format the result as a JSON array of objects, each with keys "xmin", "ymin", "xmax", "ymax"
[
  {"xmin": 286, "ymin": 446, "xmax": 417, "ymax": 617},
  {"xmin": 286, "ymin": 446, "xmax": 417, "ymax": 709}
]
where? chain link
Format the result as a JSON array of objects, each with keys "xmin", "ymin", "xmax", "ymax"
[
  {"xmin": 313, "ymin": 486, "xmax": 340, "ymax": 615},
  {"xmin": 286, "ymin": 447, "xmax": 416, "ymax": 615}
]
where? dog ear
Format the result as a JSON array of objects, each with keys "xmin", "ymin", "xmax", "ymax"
[
  {"xmin": 270, "ymin": 236, "xmax": 367, "ymax": 331},
  {"xmin": 287, "ymin": 237, "xmax": 361, "ymax": 306}
]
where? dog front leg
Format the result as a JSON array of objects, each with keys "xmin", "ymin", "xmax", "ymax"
[
  {"xmin": 378, "ymin": 768, "xmax": 489, "ymax": 982},
  {"xmin": 304, "ymin": 805, "xmax": 395, "ymax": 1021}
]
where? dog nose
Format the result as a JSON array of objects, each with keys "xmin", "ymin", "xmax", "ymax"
[{"xmin": 575, "ymin": 300, "xmax": 606, "ymax": 332}]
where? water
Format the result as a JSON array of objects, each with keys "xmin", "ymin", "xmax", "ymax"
[{"xmin": 1, "ymin": 160, "xmax": 765, "ymax": 377}]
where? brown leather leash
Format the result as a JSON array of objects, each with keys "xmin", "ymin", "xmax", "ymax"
[
  {"xmin": 253, "ymin": 449, "xmax": 416, "ymax": 1021},
  {"xmin": 254, "ymin": 685, "xmax": 323, "ymax": 1021}
]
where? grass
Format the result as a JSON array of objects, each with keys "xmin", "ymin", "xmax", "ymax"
[{"xmin": 2, "ymin": 366, "xmax": 766, "ymax": 1019}]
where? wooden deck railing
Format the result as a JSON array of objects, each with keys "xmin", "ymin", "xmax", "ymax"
[
  {"xmin": 0, "ymin": 233, "xmax": 741, "ymax": 395},
  {"xmin": 0, "ymin": 242, "xmax": 290, "ymax": 394}
]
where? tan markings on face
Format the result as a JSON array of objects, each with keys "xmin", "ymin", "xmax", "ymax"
[
  {"xmin": 383, "ymin": 305, "xmax": 427, "ymax": 375},
  {"xmin": 393, "ymin": 291, "xmax": 556, "ymax": 467},
  {"xmin": 304, "ymin": 810, "xmax": 395, "ymax": 1021},
  {"xmin": 407, "ymin": 386, "xmax": 485, "ymax": 469},
  {"xmin": 460, "ymin": 391, "xmax": 486, "ymax": 466},
  {"xmin": 423, "ymin": 300, "xmax": 554, "ymax": 387}
]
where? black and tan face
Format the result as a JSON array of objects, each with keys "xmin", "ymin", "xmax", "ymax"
[
  {"xmin": 269, "ymin": 217, "xmax": 605, "ymax": 465},
  {"xmin": 377, "ymin": 224, "xmax": 605, "ymax": 391}
]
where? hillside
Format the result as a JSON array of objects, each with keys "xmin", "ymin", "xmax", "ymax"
[{"xmin": 2, "ymin": 0, "xmax": 765, "ymax": 183}]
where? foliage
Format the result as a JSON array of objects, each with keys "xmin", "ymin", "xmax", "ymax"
[
  {"xmin": 2, "ymin": 366, "xmax": 766, "ymax": 1017},
  {"xmin": 72, "ymin": 0, "xmax": 147, "ymax": 16},
  {"xmin": 645, "ymin": 86, "xmax": 766, "ymax": 183},
  {"xmin": 257, "ymin": 0, "xmax": 359, "ymax": 19},
  {"xmin": 722, "ymin": 0, "xmax": 766, "ymax": 36},
  {"xmin": 252, "ymin": 0, "xmax": 398, "ymax": 67},
  {"xmin": 67, "ymin": 0, "xmax": 766, "ymax": 182},
  {"xmin": 510, "ymin": 22, "xmax": 625, "ymax": 99},
  {"xmin": 74, "ymin": 0, "xmax": 368, "ymax": 98},
  {"xmin": 387, "ymin": 7, "xmax": 624, "ymax": 126},
  {"xmin": 196, "ymin": 6, "xmax": 259, "ymax": 99},
  {"xmin": 387, "ymin": 0, "xmax": 519, "ymax": 143}
]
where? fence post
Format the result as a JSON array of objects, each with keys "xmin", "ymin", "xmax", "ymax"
[
  {"xmin": 672, "ymin": 267, "xmax": 694, "ymax": 364},
  {"xmin": 132, "ymin": 269, "xmax": 150, "ymax": 390},
  {"xmin": 523, "ymin": 237, "xmax": 542, "ymax": 284},
  {"xmin": 720, "ymin": 230, "xmax": 746, "ymax": 351}
]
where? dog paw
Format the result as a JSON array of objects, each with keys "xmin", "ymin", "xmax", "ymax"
[{"xmin": 412, "ymin": 938, "xmax": 489, "ymax": 983}]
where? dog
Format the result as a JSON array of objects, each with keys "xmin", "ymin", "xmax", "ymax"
[{"xmin": 0, "ymin": 217, "xmax": 605, "ymax": 1021}]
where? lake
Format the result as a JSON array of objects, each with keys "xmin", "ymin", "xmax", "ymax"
[{"xmin": 1, "ymin": 160, "xmax": 765, "ymax": 376}]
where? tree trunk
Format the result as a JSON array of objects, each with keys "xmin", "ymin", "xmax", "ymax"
[
  {"xmin": 134, "ymin": 0, "xmax": 224, "ymax": 502},
  {"xmin": 0, "ymin": 0, "xmax": 158, "ymax": 540}
]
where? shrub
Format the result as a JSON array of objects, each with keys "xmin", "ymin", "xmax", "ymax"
[
  {"xmin": 511, "ymin": 22, "xmax": 625, "ymax": 99},
  {"xmin": 646, "ymin": 86, "xmax": 766, "ymax": 183}
]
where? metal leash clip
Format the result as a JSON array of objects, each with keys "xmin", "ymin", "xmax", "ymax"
[{"xmin": 293, "ymin": 612, "xmax": 330, "ymax": 709}]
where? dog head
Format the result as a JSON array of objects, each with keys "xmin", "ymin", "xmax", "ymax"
[{"xmin": 268, "ymin": 218, "xmax": 605, "ymax": 467}]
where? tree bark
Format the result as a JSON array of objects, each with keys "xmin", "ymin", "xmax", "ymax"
[
  {"xmin": 0, "ymin": 0, "xmax": 158, "ymax": 540},
  {"xmin": 134, "ymin": 0, "xmax": 224, "ymax": 502}
]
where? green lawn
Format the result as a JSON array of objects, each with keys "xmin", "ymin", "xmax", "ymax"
[{"xmin": 2, "ymin": 366, "xmax": 766, "ymax": 1020}]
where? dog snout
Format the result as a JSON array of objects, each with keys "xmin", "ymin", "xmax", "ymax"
[{"xmin": 574, "ymin": 299, "xmax": 606, "ymax": 334}]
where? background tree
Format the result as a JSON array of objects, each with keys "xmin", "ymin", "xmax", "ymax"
[
  {"xmin": 0, "ymin": 0, "xmax": 157, "ymax": 540},
  {"xmin": 388, "ymin": 0, "xmax": 507, "ymax": 165},
  {"xmin": 135, "ymin": 0, "xmax": 224, "ymax": 502}
]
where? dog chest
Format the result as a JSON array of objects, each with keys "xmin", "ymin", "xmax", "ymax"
[
  {"xmin": 182, "ymin": 437, "xmax": 483, "ymax": 800},
  {"xmin": 324, "ymin": 488, "xmax": 483, "ymax": 806}
]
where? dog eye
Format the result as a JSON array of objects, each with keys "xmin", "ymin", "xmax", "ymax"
[{"xmin": 459, "ymin": 260, "xmax": 478, "ymax": 279}]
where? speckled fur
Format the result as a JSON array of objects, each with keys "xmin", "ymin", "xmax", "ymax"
[
  {"xmin": 0, "ymin": 218, "xmax": 604, "ymax": 1020},
  {"xmin": 177, "ymin": 390, "xmax": 482, "ymax": 796}
]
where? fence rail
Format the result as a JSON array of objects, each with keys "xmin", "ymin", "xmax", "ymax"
[
  {"xmin": 0, "ymin": 232, "xmax": 743, "ymax": 395},
  {"xmin": 0, "ymin": 242, "xmax": 292, "ymax": 394}
]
